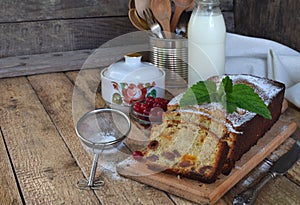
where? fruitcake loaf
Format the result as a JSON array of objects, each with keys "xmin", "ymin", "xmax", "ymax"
[
  {"xmin": 165, "ymin": 74, "xmax": 285, "ymax": 174},
  {"xmin": 141, "ymin": 75, "xmax": 285, "ymax": 183},
  {"xmin": 143, "ymin": 121, "xmax": 229, "ymax": 183}
]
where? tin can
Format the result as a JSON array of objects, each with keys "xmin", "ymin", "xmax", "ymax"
[{"xmin": 149, "ymin": 36, "xmax": 188, "ymax": 88}]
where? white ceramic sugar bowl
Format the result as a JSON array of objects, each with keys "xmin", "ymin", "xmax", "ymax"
[{"xmin": 101, "ymin": 53, "xmax": 165, "ymax": 111}]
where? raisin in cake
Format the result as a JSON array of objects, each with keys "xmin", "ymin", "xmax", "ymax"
[{"xmin": 166, "ymin": 74, "xmax": 285, "ymax": 174}]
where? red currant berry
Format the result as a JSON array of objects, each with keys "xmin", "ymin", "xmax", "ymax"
[
  {"xmin": 143, "ymin": 108, "xmax": 150, "ymax": 116},
  {"xmin": 145, "ymin": 96, "xmax": 154, "ymax": 103},
  {"xmin": 145, "ymin": 101, "xmax": 153, "ymax": 108},
  {"xmin": 132, "ymin": 150, "xmax": 144, "ymax": 161},
  {"xmin": 133, "ymin": 102, "xmax": 142, "ymax": 113},
  {"xmin": 161, "ymin": 103, "xmax": 167, "ymax": 111},
  {"xmin": 154, "ymin": 97, "xmax": 161, "ymax": 103},
  {"xmin": 140, "ymin": 103, "xmax": 148, "ymax": 113}
]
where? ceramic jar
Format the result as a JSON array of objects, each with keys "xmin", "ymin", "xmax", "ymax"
[{"xmin": 101, "ymin": 53, "xmax": 165, "ymax": 109}]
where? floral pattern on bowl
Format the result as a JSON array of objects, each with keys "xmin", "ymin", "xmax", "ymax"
[{"xmin": 111, "ymin": 81, "xmax": 159, "ymax": 105}]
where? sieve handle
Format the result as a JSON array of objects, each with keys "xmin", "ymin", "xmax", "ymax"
[{"xmin": 88, "ymin": 152, "xmax": 99, "ymax": 187}]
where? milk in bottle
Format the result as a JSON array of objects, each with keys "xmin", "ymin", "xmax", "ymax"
[{"xmin": 188, "ymin": 0, "xmax": 226, "ymax": 86}]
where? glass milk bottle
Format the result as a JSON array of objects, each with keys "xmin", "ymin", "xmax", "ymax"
[{"xmin": 188, "ymin": 0, "xmax": 226, "ymax": 86}]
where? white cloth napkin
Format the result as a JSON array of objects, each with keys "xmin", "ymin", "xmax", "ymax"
[{"xmin": 225, "ymin": 33, "xmax": 300, "ymax": 108}]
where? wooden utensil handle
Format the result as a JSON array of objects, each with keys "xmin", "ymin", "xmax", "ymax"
[
  {"xmin": 171, "ymin": 7, "xmax": 185, "ymax": 32},
  {"xmin": 161, "ymin": 19, "xmax": 171, "ymax": 38}
]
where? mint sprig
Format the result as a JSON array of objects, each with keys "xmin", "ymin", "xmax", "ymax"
[{"xmin": 179, "ymin": 76, "xmax": 272, "ymax": 119}]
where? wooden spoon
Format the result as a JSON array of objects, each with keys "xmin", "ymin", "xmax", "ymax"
[
  {"xmin": 151, "ymin": 0, "xmax": 172, "ymax": 38},
  {"xmin": 171, "ymin": 0, "xmax": 194, "ymax": 32},
  {"xmin": 128, "ymin": 8, "xmax": 149, "ymax": 30}
]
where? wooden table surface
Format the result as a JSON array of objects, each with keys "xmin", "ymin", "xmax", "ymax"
[{"xmin": 1, "ymin": 68, "xmax": 300, "ymax": 205}]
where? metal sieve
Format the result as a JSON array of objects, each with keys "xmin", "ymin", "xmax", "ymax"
[{"xmin": 75, "ymin": 108, "xmax": 131, "ymax": 190}]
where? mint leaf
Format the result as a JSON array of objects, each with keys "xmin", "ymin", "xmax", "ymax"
[
  {"xmin": 179, "ymin": 76, "xmax": 272, "ymax": 120},
  {"xmin": 225, "ymin": 100, "xmax": 238, "ymax": 113},
  {"xmin": 179, "ymin": 80, "xmax": 216, "ymax": 107},
  {"xmin": 147, "ymin": 89, "xmax": 157, "ymax": 98},
  {"xmin": 226, "ymin": 84, "xmax": 272, "ymax": 119},
  {"xmin": 221, "ymin": 76, "xmax": 233, "ymax": 93}
]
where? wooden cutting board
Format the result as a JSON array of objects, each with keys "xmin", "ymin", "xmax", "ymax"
[{"xmin": 117, "ymin": 102, "xmax": 297, "ymax": 204}]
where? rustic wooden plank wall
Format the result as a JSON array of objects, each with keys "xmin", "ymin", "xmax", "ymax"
[
  {"xmin": 0, "ymin": 0, "xmax": 236, "ymax": 78},
  {"xmin": 0, "ymin": 0, "xmax": 137, "ymax": 57},
  {"xmin": 221, "ymin": 0, "xmax": 235, "ymax": 32},
  {"xmin": 1, "ymin": 0, "xmax": 299, "ymax": 59},
  {"xmin": 1, "ymin": 0, "xmax": 299, "ymax": 77},
  {"xmin": 0, "ymin": 0, "xmax": 234, "ymax": 58},
  {"xmin": 234, "ymin": 0, "xmax": 300, "ymax": 52}
]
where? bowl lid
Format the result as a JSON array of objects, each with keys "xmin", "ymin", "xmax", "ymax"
[{"xmin": 103, "ymin": 53, "xmax": 164, "ymax": 81}]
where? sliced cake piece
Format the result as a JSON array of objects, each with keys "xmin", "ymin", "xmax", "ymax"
[{"xmin": 143, "ymin": 121, "xmax": 229, "ymax": 183}]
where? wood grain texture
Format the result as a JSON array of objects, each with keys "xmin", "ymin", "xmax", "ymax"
[
  {"xmin": 0, "ymin": 39, "xmax": 149, "ymax": 79},
  {"xmin": 222, "ymin": 137, "xmax": 299, "ymax": 201},
  {"xmin": 0, "ymin": 128, "xmax": 23, "ymax": 205},
  {"xmin": 0, "ymin": 0, "xmax": 129, "ymax": 22},
  {"xmin": 0, "ymin": 0, "xmax": 235, "ymax": 58},
  {"xmin": 0, "ymin": 17, "xmax": 136, "ymax": 57},
  {"xmin": 221, "ymin": 0, "xmax": 235, "ymax": 32},
  {"xmin": 0, "ymin": 0, "xmax": 137, "ymax": 58},
  {"xmin": 223, "ymin": 11, "xmax": 235, "ymax": 33},
  {"xmin": 234, "ymin": 0, "xmax": 300, "ymax": 52},
  {"xmin": 28, "ymin": 72, "xmax": 175, "ymax": 205},
  {"xmin": 65, "ymin": 69, "xmax": 106, "ymax": 109},
  {"xmin": 0, "ymin": 77, "xmax": 100, "ymax": 204},
  {"xmin": 255, "ymin": 176, "xmax": 300, "ymax": 205},
  {"xmin": 0, "ymin": 33, "xmax": 150, "ymax": 79},
  {"xmin": 0, "ymin": 49, "xmax": 91, "ymax": 78},
  {"xmin": 220, "ymin": 0, "xmax": 234, "ymax": 11}
]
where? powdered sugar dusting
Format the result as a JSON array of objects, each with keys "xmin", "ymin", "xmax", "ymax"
[
  {"xmin": 81, "ymin": 140, "xmax": 129, "ymax": 181},
  {"xmin": 280, "ymin": 124, "xmax": 288, "ymax": 132},
  {"xmin": 228, "ymin": 75, "xmax": 283, "ymax": 104},
  {"xmin": 101, "ymin": 162, "xmax": 127, "ymax": 181},
  {"xmin": 97, "ymin": 143, "xmax": 129, "ymax": 181},
  {"xmin": 167, "ymin": 75, "xmax": 284, "ymax": 128}
]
